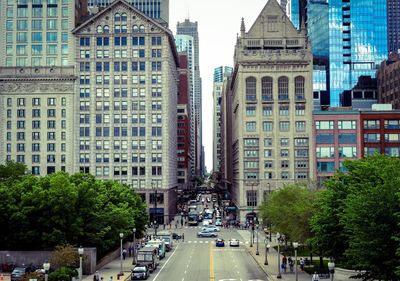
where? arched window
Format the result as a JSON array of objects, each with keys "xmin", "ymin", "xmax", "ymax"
[
  {"xmin": 139, "ymin": 25, "xmax": 145, "ymax": 33},
  {"xmin": 278, "ymin": 76, "xmax": 289, "ymax": 101},
  {"xmin": 114, "ymin": 13, "xmax": 120, "ymax": 21},
  {"xmin": 261, "ymin": 76, "xmax": 273, "ymax": 101},
  {"xmin": 133, "ymin": 25, "xmax": 139, "ymax": 32},
  {"xmin": 96, "ymin": 25, "xmax": 103, "ymax": 33},
  {"xmin": 121, "ymin": 13, "xmax": 127, "ymax": 21},
  {"xmin": 121, "ymin": 24, "xmax": 127, "ymax": 33},
  {"xmin": 103, "ymin": 25, "xmax": 110, "ymax": 33},
  {"xmin": 246, "ymin": 77, "xmax": 257, "ymax": 101},
  {"xmin": 295, "ymin": 76, "xmax": 305, "ymax": 100}
]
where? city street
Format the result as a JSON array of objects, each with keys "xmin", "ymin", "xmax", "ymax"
[{"xmin": 147, "ymin": 226, "xmax": 266, "ymax": 281}]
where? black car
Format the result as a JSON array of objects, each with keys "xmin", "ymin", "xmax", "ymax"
[
  {"xmin": 11, "ymin": 268, "xmax": 28, "ymax": 281},
  {"xmin": 131, "ymin": 265, "xmax": 149, "ymax": 280},
  {"xmin": 172, "ymin": 233, "xmax": 181, "ymax": 239}
]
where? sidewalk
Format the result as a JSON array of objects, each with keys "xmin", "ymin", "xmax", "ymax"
[
  {"xmin": 237, "ymin": 230, "xmax": 357, "ymax": 281},
  {"xmin": 83, "ymin": 257, "xmax": 135, "ymax": 281}
]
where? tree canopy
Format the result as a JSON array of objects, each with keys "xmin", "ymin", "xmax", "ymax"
[{"xmin": 0, "ymin": 172, "xmax": 148, "ymax": 257}]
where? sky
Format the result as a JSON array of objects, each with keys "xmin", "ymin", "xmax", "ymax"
[{"xmin": 169, "ymin": 0, "xmax": 270, "ymax": 172}]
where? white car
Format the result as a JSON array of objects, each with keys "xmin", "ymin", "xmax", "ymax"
[
  {"xmin": 215, "ymin": 219, "xmax": 222, "ymax": 226},
  {"xmin": 229, "ymin": 238, "xmax": 240, "ymax": 247},
  {"xmin": 202, "ymin": 225, "xmax": 220, "ymax": 232}
]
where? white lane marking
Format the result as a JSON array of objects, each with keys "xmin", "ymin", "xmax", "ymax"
[
  {"xmin": 181, "ymin": 279, "xmax": 184, "ymax": 281},
  {"xmin": 152, "ymin": 243, "xmax": 180, "ymax": 281},
  {"xmin": 199, "ymin": 241, "xmax": 203, "ymax": 243},
  {"xmin": 188, "ymin": 241, "xmax": 192, "ymax": 243},
  {"xmin": 205, "ymin": 241, "xmax": 209, "ymax": 244},
  {"xmin": 194, "ymin": 241, "xmax": 197, "ymax": 243}
]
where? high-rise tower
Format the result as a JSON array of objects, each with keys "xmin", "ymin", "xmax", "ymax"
[
  {"xmin": 387, "ymin": 0, "xmax": 400, "ymax": 54},
  {"xmin": 176, "ymin": 19, "xmax": 203, "ymax": 177}
]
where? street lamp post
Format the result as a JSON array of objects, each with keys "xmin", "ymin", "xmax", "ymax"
[
  {"xmin": 264, "ymin": 243, "xmax": 270, "ymax": 265},
  {"xmin": 119, "ymin": 233, "xmax": 124, "ymax": 275},
  {"xmin": 267, "ymin": 183, "xmax": 272, "ymax": 242},
  {"xmin": 328, "ymin": 260, "xmax": 335, "ymax": 281},
  {"xmin": 132, "ymin": 228, "xmax": 137, "ymax": 265},
  {"xmin": 78, "ymin": 246, "xmax": 84, "ymax": 281},
  {"xmin": 256, "ymin": 224, "xmax": 259, "ymax": 255},
  {"xmin": 43, "ymin": 261, "xmax": 50, "ymax": 281},
  {"xmin": 293, "ymin": 242, "xmax": 299, "ymax": 281},
  {"xmin": 276, "ymin": 232, "xmax": 282, "ymax": 279},
  {"xmin": 250, "ymin": 220, "xmax": 253, "ymax": 247}
]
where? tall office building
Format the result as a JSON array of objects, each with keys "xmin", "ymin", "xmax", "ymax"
[
  {"xmin": 328, "ymin": 0, "xmax": 387, "ymax": 106},
  {"xmin": 175, "ymin": 35, "xmax": 195, "ymax": 177},
  {"xmin": 87, "ymin": 0, "xmax": 169, "ymax": 25},
  {"xmin": 388, "ymin": 0, "xmax": 400, "ymax": 54},
  {"xmin": 177, "ymin": 19, "xmax": 203, "ymax": 176},
  {"xmin": 73, "ymin": 0, "xmax": 179, "ymax": 223},
  {"xmin": 213, "ymin": 66, "xmax": 232, "ymax": 173},
  {"xmin": 0, "ymin": 0, "xmax": 83, "ymax": 67},
  {"xmin": 228, "ymin": 0, "xmax": 314, "ymax": 221}
]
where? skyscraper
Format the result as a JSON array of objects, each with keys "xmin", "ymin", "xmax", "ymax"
[
  {"xmin": 213, "ymin": 66, "xmax": 232, "ymax": 173},
  {"xmin": 175, "ymin": 35, "xmax": 195, "ymax": 177},
  {"xmin": 177, "ymin": 19, "xmax": 203, "ymax": 176},
  {"xmin": 387, "ymin": 0, "xmax": 400, "ymax": 54},
  {"xmin": 0, "ymin": 0, "xmax": 82, "ymax": 67},
  {"xmin": 328, "ymin": 0, "xmax": 388, "ymax": 106},
  {"xmin": 87, "ymin": 0, "xmax": 169, "ymax": 24},
  {"xmin": 227, "ymin": 0, "xmax": 314, "ymax": 221}
]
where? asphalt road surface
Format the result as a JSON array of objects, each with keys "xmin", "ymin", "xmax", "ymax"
[{"xmin": 146, "ymin": 200, "xmax": 267, "ymax": 281}]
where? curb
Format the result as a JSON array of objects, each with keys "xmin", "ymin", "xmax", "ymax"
[{"xmin": 245, "ymin": 246, "xmax": 275, "ymax": 281}]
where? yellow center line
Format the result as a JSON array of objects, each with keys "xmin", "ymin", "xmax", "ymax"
[{"xmin": 210, "ymin": 241, "xmax": 215, "ymax": 281}]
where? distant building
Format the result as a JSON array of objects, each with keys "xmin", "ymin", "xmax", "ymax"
[
  {"xmin": 87, "ymin": 0, "xmax": 169, "ymax": 25},
  {"xmin": 387, "ymin": 0, "xmax": 400, "ymax": 54},
  {"xmin": 377, "ymin": 52, "xmax": 400, "ymax": 109},
  {"xmin": 213, "ymin": 66, "xmax": 232, "ymax": 173},
  {"xmin": 342, "ymin": 76, "xmax": 378, "ymax": 110},
  {"xmin": 177, "ymin": 19, "xmax": 203, "ymax": 176},
  {"xmin": 73, "ymin": 0, "xmax": 179, "ymax": 223},
  {"xmin": 177, "ymin": 53, "xmax": 192, "ymax": 190},
  {"xmin": 228, "ymin": 0, "xmax": 314, "ymax": 222}
]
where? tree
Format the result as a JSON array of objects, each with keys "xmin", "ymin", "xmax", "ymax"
[
  {"xmin": 0, "ymin": 160, "xmax": 28, "ymax": 182},
  {"xmin": 259, "ymin": 184, "xmax": 316, "ymax": 243},
  {"xmin": 311, "ymin": 155, "xmax": 400, "ymax": 280},
  {"xmin": 48, "ymin": 267, "xmax": 77, "ymax": 281},
  {"xmin": 0, "ymin": 172, "xmax": 148, "ymax": 257},
  {"xmin": 50, "ymin": 245, "xmax": 79, "ymax": 269}
]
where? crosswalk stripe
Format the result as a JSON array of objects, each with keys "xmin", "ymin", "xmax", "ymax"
[
  {"xmin": 205, "ymin": 241, "xmax": 209, "ymax": 244},
  {"xmin": 194, "ymin": 241, "xmax": 197, "ymax": 243},
  {"xmin": 188, "ymin": 241, "xmax": 192, "ymax": 243}
]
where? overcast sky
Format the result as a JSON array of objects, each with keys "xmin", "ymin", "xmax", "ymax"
[{"xmin": 169, "ymin": 0, "xmax": 269, "ymax": 172}]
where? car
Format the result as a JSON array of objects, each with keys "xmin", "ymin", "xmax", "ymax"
[
  {"xmin": 215, "ymin": 238, "xmax": 225, "ymax": 247},
  {"xmin": 206, "ymin": 197, "xmax": 211, "ymax": 203},
  {"xmin": 202, "ymin": 225, "xmax": 220, "ymax": 232},
  {"xmin": 197, "ymin": 230, "xmax": 218, "ymax": 238},
  {"xmin": 131, "ymin": 265, "xmax": 149, "ymax": 280},
  {"xmin": 215, "ymin": 219, "xmax": 222, "ymax": 226},
  {"xmin": 172, "ymin": 233, "xmax": 181, "ymax": 239},
  {"xmin": 229, "ymin": 238, "xmax": 240, "ymax": 247},
  {"xmin": 11, "ymin": 268, "xmax": 27, "ymax": 281}
]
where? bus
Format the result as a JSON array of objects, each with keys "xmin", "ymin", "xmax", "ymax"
[{"xmin": 188, "ymin": 211, "xmax": 199, "ymax": 226}]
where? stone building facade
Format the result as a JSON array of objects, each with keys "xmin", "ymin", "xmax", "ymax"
[
  {"xmin": 72, "ymin": 0, "xmax": 178, "ymax": 223},
  {"xmin": 0, "ymin": 67, "xmax": 76, "ymax": 175},
  {"xmin": 228, "ymin": 0, "xmax": 314, "ymax": 222}
]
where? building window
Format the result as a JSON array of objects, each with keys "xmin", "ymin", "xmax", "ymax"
[
  {"xmin": 364, "ymin": 147, "xmax": 380, "ymax": 155},
  {"xmin": 338, "ymin": 133, "xmax": 356, "ymax": 144},
  {"xmin": 316, "ymin": 121, "xmax": 334, "ymax": 130},
  {"xmin": 317, "ymin": 162, "xmax": 335, "ymax": 173},
  {"xmin": 316, "ymin": 147, "xmax": 335, "ymax": 158},
  {"xmin": 263, "ymin": 106, "xmax": 272, "ymax": 116},
  {"xmin": 279, "ymin": 121, "xmax": 290, "ymax": 132},
  {"xmin": 295, "ymin": 104, "xmax": 305, "ymax": 116},
  {"xmin": 279, "ymin": 105, "xmax": 289, "ymax": 116},
  {"xmin": 246, "ymin": 190, "xmax": 258, "ymax": 207},
  {"xmin": 363, "ymin": 120, "xmax": 380, "ymax": 129},
  {"xmin": 280, "ymin": 138, "xmax": 289, "ymax": 146},
  {"xmin": 295, "ymin": 121, "xmax": 306, "ymax": 132},
  {"xmin": 364, "ymin": 133, "xmax": 380, "ymax": 143},
  {"xmin": 246, "ymin": 106, "xmax": 256, "ymax": 116},
  {"xmin": 384, "ymin": 120, "xmax": 400, "ymax": 129},
  {"xmin": 339, "ymin": 147, "xmax": 357, "ymax": 158},
  {"xmin": 384, "ymin": 134, "xmax": 400, "ymax": 142},
  {"xmin": 339, "ymin": 120, "xmax": 357, "ymax": 130},
  {"xmin": 261, "ymin": 76, "xmax": 273, "ymax": 101},
  {"xmin": 281, "ymin": 171, "xmax": 289, "ymax": 179},
  {"xmin": 263, "ymin": 121, "xmax": 273, "ymax": 132},
  {"xmin": 294, "ymin": 76, "xmax": 305, "ymax": 100},
  {"xmin": 278, "ymin": 76, "xmax": 289, "ymax": 100},
  {"xmin": 246, "ymin": 77, "xmax": 257, "ymax": 101},
  {"xmin": 246, "ymin": 122, "xmax": 256, "ymax": 132},
  {"xmin": 244, "ymin": 138, "xmax": 259, "ymax": 146},
  {"xmin": 264, "ymin": 138, "xmax": 273, "ymax": 146}
]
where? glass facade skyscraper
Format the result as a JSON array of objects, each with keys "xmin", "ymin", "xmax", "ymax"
[
  {"xmin": 387, "ymin": 0, "xmax": 400, "ymax": 54},
  {"xmin": 329, "ymin": 0, "xmax": 388, "ymax": 106}
]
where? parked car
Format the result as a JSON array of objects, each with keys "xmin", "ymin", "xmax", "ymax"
[
  {"xmin": 215, "ymin": 219, "xmax": 222, "ymax": 226},
  {"xmin": 11, "ymin": 267, "xmax": 27, "ymax": 281},
  {"xmin": 131, "ymin": 265, "xmax": 149, "ymax": 280},
  {"xmin": 229, "ymin": 239, "xmax": 240, "ymax": 247},
  {"xmin": 215, "ymin": 239, "xmax": 225, "ymax": 247},
  {"xmin": 197, "ymin": 230, "xmax": 218, "ymax": 238}
]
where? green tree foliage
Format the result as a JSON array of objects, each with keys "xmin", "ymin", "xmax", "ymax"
[
  {"xmin": 0, "ymin": 172, "xmax": 148, "ymax": 257},
  {"xmin": 48, "ymin": 267, "xmax": 77, "ymax": 281},
  {"xmin": 260, "ymin": 184, "xmax": 316, "ymax": 243},
  {"xmin": 0, "ymin": 160, "xmax": 28, "ymax": 182},
  {"xmin": 311, "ymin": 155, "xmax": 400, "ymax": 280}
]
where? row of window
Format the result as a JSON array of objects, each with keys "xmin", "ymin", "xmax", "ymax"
[
  {"xmin": 10, "ymin": 0, "xmax": 68, "ymax": 5},
  {"xmin": 79, "ymin": 61, "xmax": 162, "ymax": 72},
  {"xmin": 6, "ymin": 19, "xmax": 68, "ymax": 31},
  {"xmin": 7, "ymin": 132, "xmax": 65, "ymax": 141},
  {"xmin": 245, "ymin": 105, "xmax": 305, "ymax": 116},
  {"xmin": 91, "ymin": 153, "xmax": 162, "ymax": 162},
  {"xmin": 8, "ymin": 7, "xmax": 68, "ymax": 18},
  {"xmin": 6, "ymin": 97, "xmax": 65, "ymax": 107},
  {"xmin": 7, "ymin": 109, "xmax": 66, "ymax": 119},
  {"xmin": 91, "ymin": 140, "xmax": 162, "ymax": 150},
  {"xmin": 244, "ymin": 171, "xmax": 309, "ymax": 181},
  {"xmin": 245, "ymin": 76, "xmax": 305, "ymax": 101},
  {"xmin": 243, "ymin": 138, "xmax": 309, "ymax": 147},
  {"xmin": 96, "ymin": 24, "xmax": 148, "ymax": 34},
  {"xmin": 79, "ymin": 101, "xmax": 162, "ymax": 111},
  {"xmin": 79, "ymin": 74, "xmax": 162, "ymax": 85},
  {"xmin": 244, "ymin": 160, "xmax": 309, "ymax": 169},
  {"xmin": 92, "ymin": 166, "xmax": 163, "ymax": 177},
  {"xmin": 79, "ymin": 127, "xmax": 162, "ymax": 137},
  {"xmin": 80, "ymin": 36, "xmax": 162, "ymax": 47},
  {"xmin": 80, "ymin": 48, "xmax": 161, "ymax": 59},
  {"xmin": 244, "ymin": 149, "xmax": 309, "ymax": 158},
  {"xmin": 316, "ymin": 147, "xmax": 357, "ymax": 158},
  {"xmin": 245, "ymin": 121, "xmax": 306, "ymax": 132},
  {"xmin": 6, "ymin": 143, "xmax": 66, "ymax": 152},
  {"xmin": 6, "ymin": 56, "xmax": 68, "ymax": 67},
  {"xmin": 315, "ymin": 120, "xmax": 400, "ymax": 130},
  {"xmin": 7, "ymin": 120, "xmax": 66, "ymax": 129},
  {"xmin": 80, "ymin": 114, "xmax": 162, "ymax": 124}
]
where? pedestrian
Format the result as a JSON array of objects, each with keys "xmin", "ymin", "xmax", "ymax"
[
  {"xmin": 100, "ymin": 277, "xmax": 104, "ymax": 281},
  {"xmin": 108, "ymin": 276, "xmax": 113, "ymax": 281},
  {"xmin": 94, "ymin": 271, "xmax": 100, "ymax": 281},
  {"xmin": 122, "ymin": 248, "xmax": 127, "ymax": 260},
  {"xmin": 282, "ymin": 255, "xmax": 287, "ymax": 272},
  {"xmin": 128, "ymin": 245, "xmax": 133, "ymax": 257},
  {"xmin": 288, "ymin": 257, "xmax": 294, "ymax": 273},
  {"xmin": 312, "ymin": 272, "xmax": 320, "ymax": 281},
  {"xmin": 300, "ymin": 258, "xmax": 305, "ymax": 271},
  {"xmin": 182, "ymin": 233, "xmax": 185, "ymax": 242},
  {"xmin": 175, "ymin": 221, "xmax": 178, "ymax": 229},
  {"xmin": 281, "ymin": 262, "xmax": 286, "ymax": 273},
  {"xmin": 180, "ymin": 218, "xmax": 184, "ymax": 227}
]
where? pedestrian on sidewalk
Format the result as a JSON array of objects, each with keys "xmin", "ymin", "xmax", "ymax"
[
  {"xmin": 94, "ymin": 271, "xmax": 100, "ymax": 281},
  {"xmin": 122, "ymin": 248, "xmax": 127, "ymax": 260},
  {"xmin": 312, "ymin": 272, "xmax": 320, "ymax": 281},
  {"xmin": 108, "ymin": 276, "xmax": 113, "ymax": 281},
  {"xmin": 300, "ymin": 258, "xmax": 305, "ymax": 271},
  {"xmin": 288, "ymin": 257, "xmax": 294, "ymax": 273},
  {"xmin": 182, "ymin": 233, "xmax": 185, "ymax": 242},
  {"xmin": 175, "ymin": 221, "xmax": 178, "ymax": 229},
  {"xmin": 282, "ymin": 255, "xmax": 287, "ymax": 273},
  {"xmin": 128, "ymin": 245, "xmax": 133, "ymax": 257}
]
